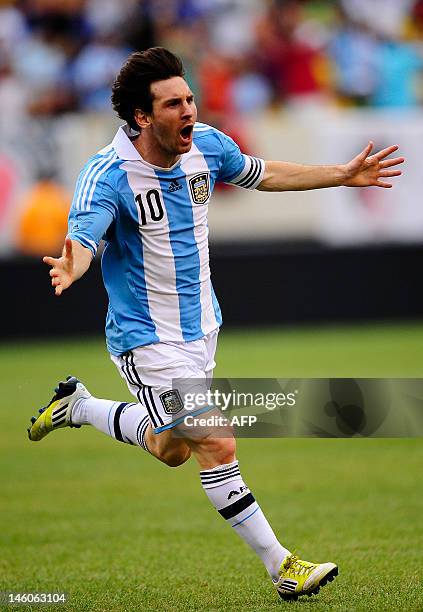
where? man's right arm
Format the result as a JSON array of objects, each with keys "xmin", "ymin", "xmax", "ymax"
[
  {"xmin": 43, "ymin": 237, "xmax": 93, "ymax": 296},
  {"xmin": 46, "ymin": 158, "xmax": 119, "ymax": 296}
]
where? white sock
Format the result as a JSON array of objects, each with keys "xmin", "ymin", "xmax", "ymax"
[
  {"xmin": 72, "ymin": 397, "xmax": 150, "ymax": 451},
  {"xmin": 200, "ymin": 460, "xmax": 290, "ymax": 580}
]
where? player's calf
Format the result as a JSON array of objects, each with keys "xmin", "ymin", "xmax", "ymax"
[
  {"xmin": 192, "ymin": 438, "xmax": 291, "ymax": 582},
  {"xmin": 146, "ymin": 428, "xmax": 191, "ymax": 467},
  {"xmin": 28, "ymin": 376, "xmax": 153, "ymax": 455}
]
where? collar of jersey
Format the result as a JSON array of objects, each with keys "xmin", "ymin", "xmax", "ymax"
[{"xmin": 112, "ymin": 124, "xmax": 183, "ymax": 171}]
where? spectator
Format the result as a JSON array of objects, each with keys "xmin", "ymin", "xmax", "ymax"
[
  {"xmin": 0, "ymin": 154, "xmax": 18, "ymax": 255},
  {"xmin": 16, "ymin": 176, "xmax": 70, "ymax": 257},
  {"xmin": 85, "ymin": 0, "xmax": 138, "ymax": 37},
  {"xmin": 198, "ymin": 50, "xmax": 235, "ymax": 115},
  {"xmin": 371, "ymin": 34, "xmax": 423, "ymax": 108},
  {"xmin": 255, "ymin": 0, "xmax": 328, "ymax": 106},
  {"xmin": 0, "ymin": 47, "xmax": 30, "ymax": 138},
  {"xmin": 230, "ymin": 56, "xmax": 272, "ymax": 115},
  {"xmin": 327, "ymin": 7, "xmax": 379, "ymax": 105},
  {"xmin": 341, "ymin": 0, "xmax": 415, "ymax": 39},
  {"xmin": 71, "ymin": 33, "xmax": 129, "ymax": 111},
  {"xmin": 11, "ymin": 13, "xmax": 80, "ymax": 116},
  {"xmin": 412, "ymin": 0, "xmax": 423, "ymax": 34},
  {"xmin": 0, "ymin": 2, "xmax": 28, "ymax": 54},
  {"xmin": 205, "ymin": 0, "xmax": 262, "ymax": 56}
]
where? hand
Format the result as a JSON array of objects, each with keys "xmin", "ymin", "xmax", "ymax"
[
  {"xmin": 43, "ymin": 237, "xmax": 74, "ymax": 296},
  {"xmin": 342, "ymin": 142, "xmax": 404, "ymax": 188}
]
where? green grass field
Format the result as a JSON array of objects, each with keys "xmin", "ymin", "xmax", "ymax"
[{"xmin": 1, "ymin": 324, "xmax": 423, "ymax": 612}]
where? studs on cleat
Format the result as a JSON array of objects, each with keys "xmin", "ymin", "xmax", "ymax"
[
  {"xmin": 30, "ymin": 416, "xmax": 36, "ymax": 424},
  {"xmin": 278, "ymin": 593, "xmax": 298, "ymax": 602}
]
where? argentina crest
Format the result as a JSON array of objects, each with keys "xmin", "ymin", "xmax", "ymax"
[
  {"xmin": 159, "ymin": 389, "xmax": 184, "ymax": 415},
  {"xmin": 189, "ymin": 172, "xmax": 210, "ymax": 204}
]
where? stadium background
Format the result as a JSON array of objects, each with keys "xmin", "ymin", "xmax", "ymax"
[
  {"xmin": 2, "ymin": 0, "xmax": 423, "ymax": 336},
  {"xmin": 1, "ymin": 1, "xmax": 423, "ymax": 611}
]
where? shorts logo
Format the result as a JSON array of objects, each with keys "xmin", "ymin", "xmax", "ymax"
[
  {"xmin": 189, "ymin": 172, "xmax": 210, "ymax": 204},
  {"xmin": 160, "ymin": 389, "xmax": 184, "ymax": 415}
]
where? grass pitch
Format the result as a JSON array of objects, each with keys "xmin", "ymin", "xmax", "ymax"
[{"xmin": 1, "ymin": 323, "xmax": 423, "ymax": 611}]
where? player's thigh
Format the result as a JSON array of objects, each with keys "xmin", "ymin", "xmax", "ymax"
[{"xmin": 110, "ymin": 340, "xmax": 217, "ymax": 462}]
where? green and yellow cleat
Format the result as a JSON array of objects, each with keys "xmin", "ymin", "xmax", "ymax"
[
  {"xmin": 28, "ymin": 376, "xmax": 90, "ymax": 441},
  {"xmin": 274, "ymin": 554, "xmax": 338, "ymax": 601}
]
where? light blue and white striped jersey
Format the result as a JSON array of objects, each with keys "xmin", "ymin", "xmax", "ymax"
[{"xmin": 68, "ymin": 122, "xmax": 265, "ymax": 356}]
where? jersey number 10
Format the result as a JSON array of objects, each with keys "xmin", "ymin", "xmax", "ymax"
[{"xmin": 135, "ymin": 190, "xmax": 164, "ymax": 225}]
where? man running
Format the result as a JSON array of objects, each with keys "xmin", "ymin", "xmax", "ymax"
[{"xmin": 28, "ymin": 47, "xmax": 403, "ymax": 601}]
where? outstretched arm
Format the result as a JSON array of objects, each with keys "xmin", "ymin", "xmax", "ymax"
[
  {"xmin": 43, "ymin": 237, "xmax": 93, "ymax": 296},
  {"xmin": 257, "ymin": 142, "xmax": 404, "ymax": 192}
]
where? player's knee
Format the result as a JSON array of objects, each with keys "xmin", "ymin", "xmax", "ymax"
[{"xmin": 158, "ymin": 444, "xmax": 191, "ymax": 468}]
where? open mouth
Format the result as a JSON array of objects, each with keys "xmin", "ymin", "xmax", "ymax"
[{"xmin": 180, "ymin": 124, "xmax": 194, "ymax": 142}]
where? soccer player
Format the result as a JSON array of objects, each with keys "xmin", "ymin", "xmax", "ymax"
[{"xmin": 28, "ymin": 48, "xmax": 404, "ymax": 601}]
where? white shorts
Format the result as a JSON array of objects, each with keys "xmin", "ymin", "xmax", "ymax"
[{"xmin": 110, "ymin": 329, "xmax": 219, "ymax": 434}]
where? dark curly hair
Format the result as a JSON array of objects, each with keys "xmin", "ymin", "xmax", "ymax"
[{"xmin": 111, "ymin": 47, "xmax": 185, "ymax": 131}]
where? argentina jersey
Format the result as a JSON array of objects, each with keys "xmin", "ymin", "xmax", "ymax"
[{"xmin": 68, "ymin": 122, "xmax": 265, "ymax": 356}]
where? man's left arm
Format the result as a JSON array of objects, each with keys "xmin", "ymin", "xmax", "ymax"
[{"xmin": 257, "ymin": 142, "xmax": 404, "ymax": 192}]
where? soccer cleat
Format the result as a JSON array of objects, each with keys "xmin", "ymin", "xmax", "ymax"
[
  {"xmin": 28, "ymin": 376, "xmax": 90, "ymax": 441},
  {"xmin": 274, "ymin": 554, "xmax": 338, "ymax": 601}
]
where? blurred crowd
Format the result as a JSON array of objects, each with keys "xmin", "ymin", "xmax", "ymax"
[
  {"xmin": 1, "ymin": 0, "xmax": 423, "ymax": 256},
  {"xmin": 2, "ymin": 0, "xmax": 423, "ymax": 119}
]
